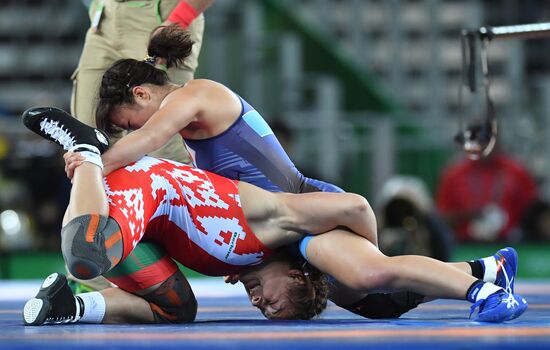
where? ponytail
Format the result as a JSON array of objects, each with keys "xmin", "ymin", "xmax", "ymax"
[
  {"xmin": 95, "ymin": 25, "xmax": 194, "ymax": 136},
  {"xmin": 148, "ymin": 24, "xmax": 194, "ymax": 69}
]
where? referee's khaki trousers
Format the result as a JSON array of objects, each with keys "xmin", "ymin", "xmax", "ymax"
[
  {"xmin": 71, "ymin": 0, "xmax": 204, "ymax": 164},
  {"xmin": 67, "ymin": 0, "xmax": 204, "ymax": 291}
]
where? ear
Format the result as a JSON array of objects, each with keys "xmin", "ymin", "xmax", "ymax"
[
  {"xmin": 131, "ymin": 86, "xmax": 150, "ymax": 102},
  {"xmin": 288, "ymin": 269, "xmax": 306, "ymax": 285}
]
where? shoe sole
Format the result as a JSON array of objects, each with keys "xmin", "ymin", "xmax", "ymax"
[
  {"xmin": 23, "ymin": 298, "xmax": 51, "ymax": 326},
  {"xmin": 23, "ymin": 273, "xmax": 63, "ymax": 326}
]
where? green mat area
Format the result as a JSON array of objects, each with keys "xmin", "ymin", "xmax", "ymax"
[{"xmin": 1, "ymin": 243, "xmax": 549, "ymax": 279}]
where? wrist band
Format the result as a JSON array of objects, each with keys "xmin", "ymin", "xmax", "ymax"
[{"xmin": 167, "ymin": 1, "xmax": 199, "ymax": 29}]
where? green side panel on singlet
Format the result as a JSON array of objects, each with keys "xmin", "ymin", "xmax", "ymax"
[{"xmin": 103, "ymin": 242, "xmax": 168, "ymax": 278}]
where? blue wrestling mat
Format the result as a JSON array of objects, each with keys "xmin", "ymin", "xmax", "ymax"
[{"xmin": 1, "ymin": 279, "xmax": 549, "ymax": 350}]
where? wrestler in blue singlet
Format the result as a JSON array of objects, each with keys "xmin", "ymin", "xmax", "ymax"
[
  {"xmin": 184, "ymin": 95, "xmax": 343, "ymax": 195},
  {"xmin": 185, "ymin": 94, "xmax": 341, "ymax": 261}
]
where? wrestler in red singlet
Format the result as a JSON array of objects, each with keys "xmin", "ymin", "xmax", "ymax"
[{"xmin": 105, "ymin": 156, "xmax": 271, "ymax": 277}]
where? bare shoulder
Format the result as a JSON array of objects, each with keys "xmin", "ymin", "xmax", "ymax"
[
  {"xmin": 183, "ymin": 79, "xmax": 239, "ymax": 104},
  {"xmin": 164, "ymin": 79, "xmax": 240, "ymax": 117},
  {"xmin": 184, "ymin": 79, "xmax": 226, "ymax": 90}
]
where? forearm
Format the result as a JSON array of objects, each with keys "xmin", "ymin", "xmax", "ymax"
[
  {"xmin": 285, "ymin": 192, "xmax": 378, "ymax": 246},
  {"xmin": 102, "ymin": 131, "xmax": 163, "ymax": 175}
]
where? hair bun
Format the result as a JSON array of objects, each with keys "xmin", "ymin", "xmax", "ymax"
[{"xmin": 147, "ymin": 25, "xmax": 194, "ymax": 68}]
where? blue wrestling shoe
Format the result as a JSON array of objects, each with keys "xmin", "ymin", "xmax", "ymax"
[
  {"xmin": 493, "ymin": 247, "xmax": 518, "ymax": 293},
  {"xmin": 22, "ymin": 107, "xmax": 110, "ymax": 153},
  {"xmin": 470, "ymin": 290, "xmax": 528, "ymax": 322}
]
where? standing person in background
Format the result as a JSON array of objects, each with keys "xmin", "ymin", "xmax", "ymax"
[
  {"xmin": 436, "ymin": 147, "xmax": 538, "ymax": 242},
  {"xmin": 69, "ymin": 0, "xmax": 213, "ymax": 292}
]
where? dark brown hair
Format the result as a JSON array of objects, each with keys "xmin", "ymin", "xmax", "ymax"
[
  {"xmin": 284, "ymin": 259, "xmax": 330, "ymax": 320},
  {"xmin": 95, "ymin": 25, "xmax": 194, "ymax": 136}
]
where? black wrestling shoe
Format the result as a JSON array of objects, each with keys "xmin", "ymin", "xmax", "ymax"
[
  {"xmin": 22, "ymin": 107, "xmax": 110, "ymax": 154},
  {"xmin": 23, "ymin": 273, "xmax": 81, "ymax": 326}
]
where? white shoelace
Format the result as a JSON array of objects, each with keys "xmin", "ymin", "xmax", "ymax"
[
  {"xmin": 502, "ymin": 293, "xmax": 520, "ymax": 309},
  {"xmin": 39, "ymin": 118, "xmax": 76, "ymax": 150},
  {"xmin": 496, "ymin": 258, "xmax": 514, "ymax": 294}
]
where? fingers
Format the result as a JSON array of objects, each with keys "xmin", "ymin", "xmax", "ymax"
[{"xmin": 63, "ymin": 152, "xmax": 85, "ymax": 179}]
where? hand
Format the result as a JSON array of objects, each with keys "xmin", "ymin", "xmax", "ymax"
[
  {"xmin": 223, "ymin": 275, "xmax": 239, "ymax": 284},
  {"xmin": 152, "ymin": 20, "xmax": 175, "ymax": 37},
  {"xmin": 63, "ymin": 151, "xmax": 85, "ymax": 180}
]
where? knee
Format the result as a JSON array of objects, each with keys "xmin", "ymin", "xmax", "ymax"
[
  {"xmin": 150, "ymin": 296, "xmax": 198, "ymax": 324},
  {"xmin": 349, "ymin": 258, "xmax": 399, "ymax": 291},
  {"xmin": 145, "ymin": 272, "xmax": 198, "ymax": 324},
  {"xmin": 61, "ymin": 215, "xmax": 122, "ymax": 280}
]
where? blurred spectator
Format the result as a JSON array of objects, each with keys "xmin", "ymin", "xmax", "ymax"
[
  {"xmin": 436, "ymin": 149, "xmax": 538, "ymax": 243},
  {"xmin": 376, "ymin": 176, "xmax": 454, "ymax": 261}
]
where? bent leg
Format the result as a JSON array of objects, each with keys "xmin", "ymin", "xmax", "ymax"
[
  {"xmin": 62, "ymin": 214, "xmax": 123, "ymax": 279},
  {"xmin": 306, "ymin": 229, "xmax": 476, "ymax": 300},
  {"xmin": 60, "ymin": 163, "xmax": 122, "ymax": 280},
  {"xmin": 63, "ymin": 163, "xmax": 109, "ymax": 224},
  {"xmin": 100, "ymin": 270, "xmax": 197, "ymax": 324},
  {"xmin": 104, "ymin": 242, "xmax": 197, "ymax": 324}
]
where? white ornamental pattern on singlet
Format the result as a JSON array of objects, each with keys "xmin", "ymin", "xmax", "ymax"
[
  {"xmin": 103, "ymin": 181, "xmax": 145, "ymax": 250},
  {"xmin": 104, "ymin": 157, "xmax": 164, "ymax": 248},
  {"xmin": 162, "ymin": 160, "xmax": 264, "ymax": 266},
  {"xmin": 106, "ymin": 157, "xmax": 264, "ymax": 266}
]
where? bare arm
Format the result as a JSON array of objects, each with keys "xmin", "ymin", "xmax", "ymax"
[
  {"xmin": 102, "ymin": 95, "xmax": 200, "ymax": 175},
  {"xmin": 239, "ymin": 181, "xmax": 378, "ymax": 248},
  {"xmin": 282, "ymin": 191, "xmax": 378, "ymax": 246}
]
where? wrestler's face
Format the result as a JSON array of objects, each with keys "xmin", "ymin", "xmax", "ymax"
[
  {"xmin": 239, "ymin": 261, "xmax": 302, "ymax": 320},
  {"xmin": 111, "ymin": 103, "xmax": 154, "ymax": 131},
  {"xmin": 111, "ymin": 85, "xmax": 161, "ymax": 131}
]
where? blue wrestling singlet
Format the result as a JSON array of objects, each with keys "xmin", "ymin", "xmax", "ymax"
[{"xmin": 184, "ymin": 94, "xmax": 343, "ymax": 194}]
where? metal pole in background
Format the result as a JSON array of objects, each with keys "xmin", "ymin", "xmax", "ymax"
[{"xmin": 478, "ymin": 22, "xmax": 550, "ymax": 41}]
